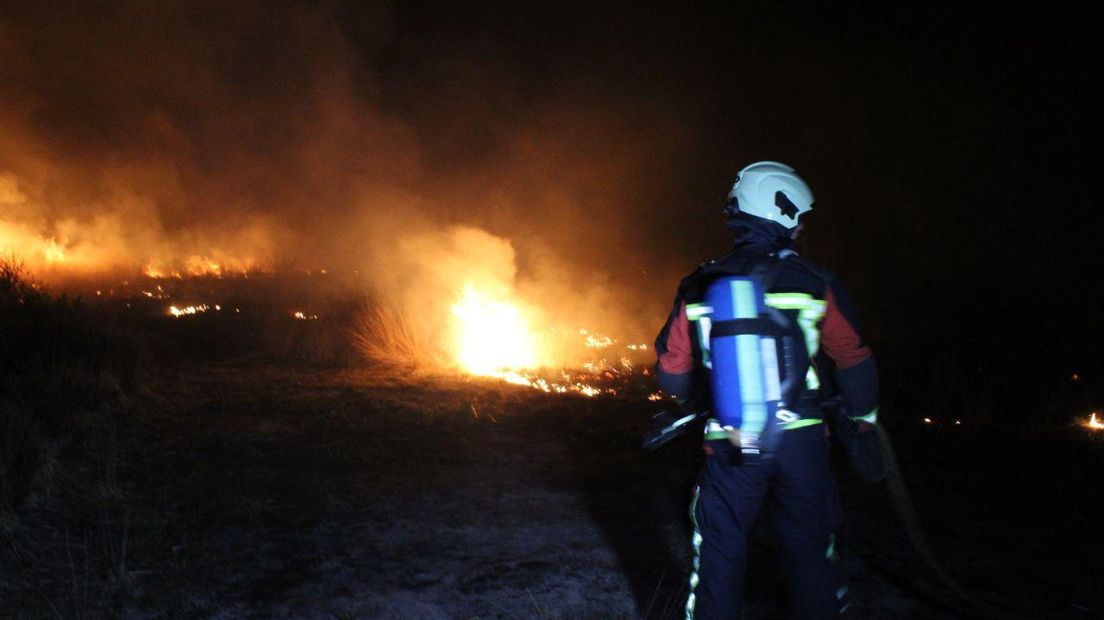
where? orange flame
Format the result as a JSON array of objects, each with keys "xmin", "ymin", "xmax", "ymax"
[
  {"xmin": 451, "ymin": 285, "xmax": 541, "ymax": 375},
  {"xmin": 1086, "ymin": 412, "xmax": 1104, "ymax": 430},
  {"xmin": 144, "ymin": 255, "xmax": 261, "ymax": 279},
  {"xmin": 169, "ymin": 304, "xmax": 213, "ymax": 317},
  {"xmin": 447, "ymin": 285, "xmax": 646, "ymax": 398}
]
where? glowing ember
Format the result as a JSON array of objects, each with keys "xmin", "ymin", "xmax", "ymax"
[
  {"xmin": 581, "ymin": 329, "xmax": 616, "ymax": 349},
  {"xmin": 451, "ymin": 285, "xmax": 541, "ymax": 375},
  {"xmin": 144, "ymin": 255, "xmax": 260, "ymax": 279},
  {"xmin": 169, "ymin": 304, "xmax": 211, "ymax": 317},
  {"xmin": 1085, "ymin": 412, "xmax": 1104, "ymax": 430},
  {"xmin": 167, "ymin": 304, "xmax": 220, "ymax": 317},
  {"xmin": 491, "ymin": 369, "xmax": 620, "ymax": 397},
  {"xmin": 293, "ymin": 311, "xmax": 318, "ymax": 320}
]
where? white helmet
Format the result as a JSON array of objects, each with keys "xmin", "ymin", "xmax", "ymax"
[{"xmin": 724, "ymin": 161, "xmax": 814, "ymax": 230}]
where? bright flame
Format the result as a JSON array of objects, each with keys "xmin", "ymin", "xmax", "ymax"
[
  {"xmin": 451, "ymin": 286, "xmax": 540, "ymax": 375},
  {"xmin": 582, "ymin": 329, "xmax": 616, "ymax": 349},
  {"xmin": 144, "ymin": 255, "xmax": 260, "ymax": 279},
  {"xmin": 0, "ymin": 221, "xmax": 124, "ymax": 273},
  {"xmin": 44, "ymin": 238, "xmax": 67, "ymax": 263},
  {"xmin": 1086, "ymin": 412, "xmax": 1104, "ymax": 430},
  {"xmin": 1, "ymin": 217, "xmax": 265, "ymax": 278},
  {"xmin": 144, "ymin": 265, "xmax": 169, "ymax": 278},
  {"xmin": 447, "ymin": 286, "xmax": 636, "ymax": 398},
  {"xmin": 169, "ymin": 304, "xmax": 211, "ymax": 317}
]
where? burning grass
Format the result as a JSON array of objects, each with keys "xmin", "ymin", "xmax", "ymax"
[
  {"xmin": 52, "ymin": 268, "xmax": 366, "ymax": 366},
  {"xmin": 2, "ymin": 261, "xmax": 1102, "ymax": 617},
  {"xmin": 1084, "ymin": 412, "xmax": 1103, "ymax": 430},
  {"xmin": 451, "ymin": 284, "xmax": 543, "ymax": 374},
  {"xmin": 347, "ymin": 284, "xmax": 658, "ymax": 399}
]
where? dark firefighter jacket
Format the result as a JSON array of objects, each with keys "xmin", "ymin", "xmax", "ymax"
[{"xmin": 654, "ymin": 240, "xmax": 879, "ymax": 431}]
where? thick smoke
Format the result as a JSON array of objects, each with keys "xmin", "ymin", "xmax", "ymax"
[
  {"xmin": 1, "ymin": 1, "xmax": 420, "ymax": 273},
  {"xmin": 0, "ymin": 1, "xmax": 688, "ymax": 345}
]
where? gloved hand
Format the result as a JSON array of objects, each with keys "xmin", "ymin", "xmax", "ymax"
[
  {"xmin": 824, "ymin": 401, "xmax": 886, "ymax": 483},
  {"xmin": 724, "ymin": 426, "xmax": 742, "ymax": 448}
]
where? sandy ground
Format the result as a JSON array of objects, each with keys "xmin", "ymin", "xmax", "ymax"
[{"xmin": 2, "ymin": 361, "xmax": 1101, "ymax": 619}]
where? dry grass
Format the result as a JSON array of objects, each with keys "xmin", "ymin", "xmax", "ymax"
[
  {"xmin": 0, "ymin": 398, "xmax": 50, "ymax": 510},
  {"xmin": 0, "ymin": 260, "xmax": 137, "ymax": 509},
  {"xmin": 349, "ymin": 292, "xmax": 444, "ymax": 372}
]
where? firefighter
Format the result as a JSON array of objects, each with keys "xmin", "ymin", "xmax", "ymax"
[{"xmin": 655, "ymin": 161, "xmax": 879, "ymax": 619}]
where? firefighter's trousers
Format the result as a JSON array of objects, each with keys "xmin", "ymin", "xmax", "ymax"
[{"xmin": 686, "ymin": 424, "xmax": 839, "ymax": 619}]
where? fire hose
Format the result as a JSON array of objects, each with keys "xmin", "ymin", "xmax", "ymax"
[
  {"xmin": 871, "ymin": 423, "xmax": 999, "ymax": 615},
  {"xmin": 643, "ymin": 406, "xmax": 1007, "ymax": 617}
]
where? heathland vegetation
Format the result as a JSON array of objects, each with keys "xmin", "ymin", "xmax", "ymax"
[
  {"xmin": 1, "ymin": 260, "xmax": 139, "ymax": 510},
  {"xmin": 2, "ymin": 259, "xmax": 1101, "ymax": 618}
]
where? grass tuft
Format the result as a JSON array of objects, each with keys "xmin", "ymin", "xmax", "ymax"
[
  {"xmin": 0, "ymin": 260, "xmax": 138, "ymax": 509},
  {"xmin": 350, "ymin": 292, "xmax": 442, "ymax": 371}
]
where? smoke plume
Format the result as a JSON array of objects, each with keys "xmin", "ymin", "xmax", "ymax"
[{"xmin": 1, "ymin": 1, "xmax": 693, "ymax": 346}]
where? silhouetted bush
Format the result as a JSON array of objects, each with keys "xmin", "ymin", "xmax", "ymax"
[
  {"xmin": 0, "ymin": 261, "xmax": 138, "ymax": 509},
  {"xmin": 350, "ymin": 292, "xmax": 433, "ymax": 370}
]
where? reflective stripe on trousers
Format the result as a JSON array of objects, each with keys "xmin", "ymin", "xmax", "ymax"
[{"xmin": 684, "ymin": 424, "xmax": 839, "ymax": 619}]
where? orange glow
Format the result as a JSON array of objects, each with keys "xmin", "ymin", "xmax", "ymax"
[
  {"xmin": 144, "ymin": 255, "xmax": 261, "ymax": 279},
  {"xmin": 451, "ymin": 285, "xmax": 541, "ymax": 375},
  {"xmin": 492, "ymin": 369, "xmax": 620, "ymax": 397},
  {"xmin": 1085, "ymin": 412, "xmax": 1104, "ymax": 430},
  {"xmin": 581, "ymin": 329, "xmax": 616, "ymax": 349},
  {"xmin": 44, "ymin": 238, "xmax": 67, "ymax": 264},
  {"xmin": 6, "ymin": 216, "xmax": 648, "ymax": 402},
  {"xmin": 169, "ymin": 304, "xmax": 212, "ymax": 317},
  {"xmin": 445, "ymin": 285, "xmax": 639, "ymax": 398},
  {"xmin": 143, "ymin": 265, "xmax": 169, "ymax": 279},
  {"xmin": 0, "ymin": 223, "xmax": 115, "ymax": 273},
  {"xmin": 1, "ymin": 218, "xmax": 265, "ymax": 278}
]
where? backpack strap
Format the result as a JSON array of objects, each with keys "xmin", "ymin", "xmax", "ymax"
[
  {"xmin": 694, "ymin": 254, "xmax": 785, "ymax": 296},
  {"xmin": 710, "ymin": 317, "xmax": 787, "ymax": 338}
]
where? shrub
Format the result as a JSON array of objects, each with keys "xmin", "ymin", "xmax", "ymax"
[
  {"xmin": 349, "ymin": 292, "xmax": 441, "ymax": 370},
  {"xmin": 0, "ymin": 261, "xmax": 137, "ymax": 509}
]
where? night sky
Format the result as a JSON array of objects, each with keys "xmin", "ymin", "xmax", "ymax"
[
  {"xmin": 361, "ymin": 1, "xmax": 1104, "ymax": 407},
  {"xmin": 2, "ymin": 2, "xmax": 1101, "ymax": 414}
]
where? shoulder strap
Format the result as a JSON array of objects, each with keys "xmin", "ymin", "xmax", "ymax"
[
  {"xmin": 784, "ymin": 254, "xmax": 833, "ymax": 287},
  {"xmin": 689, "ymin": 254, "xmax": 785, "ymax": 299}
]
